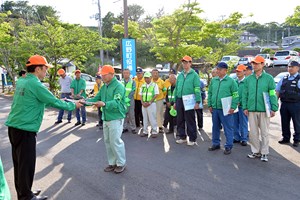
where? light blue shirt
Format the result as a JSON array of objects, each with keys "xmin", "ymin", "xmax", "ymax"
[{"xmin": 276, "ymin": 72, "xmax": 300, "ymax": 92}]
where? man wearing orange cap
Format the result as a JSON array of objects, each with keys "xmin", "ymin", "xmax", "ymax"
[
  {"xmin": 71, "ymin": 70, "xmax": 87, "ymax": 126},
  {"xmin": 86, "ymin": 65, "xmax": 127, "ymax": 174},
  {"xmin": 5, "ymin": 55, "xmax": 82, "ymax": 200},
  {"xmin": 243, "ymin": 55, "xmax": 278, "ymax": 162},
  {"xmin": 233, "ymin": 64, "xmax": 248, "ymax": 146},
  {"xmin": 55, "ymin": 68, "xmax": 73, "ymax": 124}
]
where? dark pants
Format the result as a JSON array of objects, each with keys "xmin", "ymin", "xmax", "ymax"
[
  {"xmin": 176, "ymin": 98, "xmax": 197, "ymax": 142},
  {"xmin": 57, "ymin": 93, "xmax": 72, "ymax": 121},
  {"xmin": 196, "ymin": 109, "xmax": 203, "ymax": 129},
  {"xmin": 97, "ymin": 107, "xmax": 103, "ymax": 125},
  {"xmin": 8, "ymin": 127, "xmax": 36, "ymax": 200},
  {"xmin": 280, "ymin": 102, "xmax": 300, "ymax": 142},
  {"xmin": 134, "ymin": 100, "xmax": 143, "ymax": 127},
  {"xmin": 164, "ymin": 106, "xmax": 176, "ymax": 132}
]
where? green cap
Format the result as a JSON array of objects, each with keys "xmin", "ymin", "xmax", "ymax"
[
  {"xmin": 169, "ymin": 106, "xmax": 177, "ymax": 117},
  {"xmin": 144, "ymin": 71, "xmax": 152, "ymax": 78}
]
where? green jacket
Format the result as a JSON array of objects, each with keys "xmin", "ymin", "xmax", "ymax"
[
  {"xmin": 242, "ymin": 71, "xmax": 278, "ymax": 112},
  {"xmin": 88, "ymin": 77, "xmax": 127, "ymax": 121},
  {"xmin": 175, "ymin": 69, "xmax": 201, "ymax": 103},
  {"xmin": 236, "ymin": 77, "xmax": 246, "ymax": 107},
  {"xmin": 71, "ymin": 78, "xmax": 86, "ymax": 98},
  {"xmin": 0, "ymin": 157, "xmax": 11, "ymax": 200},
  {"xmin": 208, "ymin": 75, "xmax": 239, "ymax": 109},
  {"xmin": 5, "ymin": 73, "xmax": 75, "ymax": 133}
]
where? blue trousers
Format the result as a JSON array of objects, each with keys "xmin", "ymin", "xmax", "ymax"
[
  {"xmin": 280, "ymin": 102, "xmax": 300, "ymax": 142},
  {"xmin": 57, "ymin": 93, "xmax": 72, "ymax": 121},
  {"xmin": 212, "ymin": 109, "xmax": 234, "ymax": 149},
  {"xmin": 76, "ymin": 106, "xmax": 86, "ymax": 123},
  {"xmin": 176, "ymin": 98, "xmax": 197, "ymax": 142},
  {"xmin": 233, "ymin": 107, "xmax": 248, "ymax": 142}
]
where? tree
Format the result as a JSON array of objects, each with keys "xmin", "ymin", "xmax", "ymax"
[
  {"xmin": 118, "ymin": 4, "xmax": 145, "ymax": 22},
  {"xmin": 286, "ymin": 6, "xmax": 300, "ymax": 26}
]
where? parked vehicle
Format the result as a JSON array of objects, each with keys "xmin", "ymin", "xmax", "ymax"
[
  {"xmin": 257, "ymin": 54, "xmax": 274, "ymax": 68},
  {"xmin": 274, "ymin": 72, "xmax": 289, "ymax": 86},
  {"xmin": 273, "ymin": 50, "xmax": 299, "ymax": 67},
  {"xmin": 220, "ymin": 55, "xmax": 240, "ymax": 67},
  {"xmin": 80, "ymin": 73, "xmax": 96, "ymax": 93},
  {"xmin": 237, "ymin": 56, "xmax": 254, "ymax": 66}
]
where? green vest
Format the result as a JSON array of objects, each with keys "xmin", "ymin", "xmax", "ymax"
[
  {"xmin": 167, "ymin": 86, "xmax": 175, "ymax": 103},
  {"xmin": 141, "ymin": 83, "xmax": 156, "ymax": 102},
  {"xmin": 121, "ymin": 79, "xmax": 133, "ymax": 97}
]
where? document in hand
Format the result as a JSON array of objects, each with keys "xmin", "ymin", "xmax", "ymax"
[
  {"xmin": 182, "ymin": 94, "xmax": 196, "ymax": 111},
  {"xmin": 263, "ymin": 92, "xmax": 271, "ymax": 118},
  {"xmin": 221, "ymin": 96, "xmax": 238, "ymax": 116}
]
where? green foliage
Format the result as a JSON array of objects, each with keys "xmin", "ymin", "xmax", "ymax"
[
  {"xmin": 293, "ymin": 47, "xmax": 300, "ymax": 52},
  {"xmin": 286, "ymin": 6, "xmax": 300, "ymax": 26}
]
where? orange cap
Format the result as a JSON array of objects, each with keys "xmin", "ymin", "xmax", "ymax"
[
  {"xmin": 236, "ymin": 64, "xmax": 247, "ymax": 72},
  {"xmin": 251, "ymin": 55, "xmax": 265, "ymax": 64},
  {"xmin": 181, "ymin": 55, "xmax": 192, "ymax": 62},
  {"xmin": 100, "ymin": 65, "xmax": 115, "ymax": 75},
  {"xmin": 57, "ymin": 69, "xmax": 65, "ymax": 75},
  {"xmin": 74, "ymin": 70, "xmax": 81, "ymax": 74},
  {"xmin": 26, "ymin": 55, "xmax": 53, "ymax": 68}
]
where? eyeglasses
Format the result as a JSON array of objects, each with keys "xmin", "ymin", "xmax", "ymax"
[{"xmin": 182, "ymin": 61, "xmax": 191, "ymax": 64}]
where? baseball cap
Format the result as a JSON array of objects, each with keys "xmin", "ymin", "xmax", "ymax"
[
  {"xmin": 26, "ymin": 55, "xmax": 53, "ymax": 68},
  {"xmin": 288, "ymin": 61, "xmax": 299, "ymax": 67},
  {"xmin": 144, "ymin": 71, "xmax": 152, "ymax": 78},
  {"xmin": 169, "ymin": 68, "xmax": 176, "ymax": 74},
  {"xmin": 95, "ymin": 75, "xmax": 102, "ymax": 79},
  {"xmin": 217, "ymin": 62, "xmax": 228, "ymax": 69},
  {"xmin": 251, "ymin": 55, "xmax": 265, "ymax": 64},
  {"xmin": 136, "ymin": 68, "xmax": 143, "ymax": 73},
  {"xmin": 181, "ymin": 55, "xmax": 192, "ymax": 62},
  {"xmin": 100, "ymin": 65, "xmax": 115, "ymax": 75},
  {"xmin": 57, "ymin": 69, "xmax": 65, "ymax": 75},
  {"xmin": 236, "ymin": 64, "xmax": 247, "ymax": 72},
  {"xmin": 74, "ymin": 70, "xmax": 81, "ymax": 74},
  {"xmin": 246, "ymin": 64, "xmax": 253, "ymax": 70}
]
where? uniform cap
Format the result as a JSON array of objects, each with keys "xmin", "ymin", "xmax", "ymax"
[
  {"xmin": 26, "ymin": 55, "xmax": 53, "ymax": 68},
  {"xmin": 57, "ymin": 69, "xmax": 65, "ymax": 75},
  {"xmin": 246, "ymin": 64, "xmax": 253, "ymax": 70},
  {"xmin": 217, "ymin": 62, "xmax": 228, "ymax": 69},
  {"xmin": 236, "ymin": 64, "xmax": 247, "ymax": 72},
  {"xmin": 251, "ymin": 55, "xmax": 265, "ymax": 64},
  {"xmin": 181, "ymin": 55, "xmax": 192, "ymax": 62},
  {"xmin": 95, "ymin": 75, "xmax": 102, "ymax": 79},
  {"xmin": 74, "ymin": 70, "xmax": 81, "ymax": 74},
  {"xmin": 169, "ymin": 68, "xmax": 176, "ymax": 74},
  {"xmin": 288, "ymin": 61, "xmax": 299, "ymax": 67},
  {"xmin": 136, "ymin": 68, "xmax": 143, "ymax": 73},
  {"xmin": 100, "ymin": 65, "xmax": 115, "ymax": 75},
  {"xmin": 144, "ymin": 71, "xmax": 152, "ymax": 78}
]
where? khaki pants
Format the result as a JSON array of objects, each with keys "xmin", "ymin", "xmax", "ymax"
[
  {"xmin": 156, "ymin": 99, "xmax": 164, "ymax": 127},
  {"xmin": 248, "ymin": 112, "xmax": 270, "ymax": 155},
  {"xmin": 142, "ymin": 103, "xmax": 157, "ymax": 134}
]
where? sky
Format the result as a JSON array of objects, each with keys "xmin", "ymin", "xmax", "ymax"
[{"xmin": 24, "ymin": 0, "xmax": 300, "ymax": 26}]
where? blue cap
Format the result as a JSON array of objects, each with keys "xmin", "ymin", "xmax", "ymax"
[
  {"xmin": 194, "ymin": 68, "xmax": 199, "ymax": 74},
  {"xmin": 217, "ymin": 62, "xmax": 228, "ymax": 69},
  {"xmin": 169, "ymin": 68, "xmax": 176, "ymax": 74},
  {"xmin": 136, "ymin": 68, "xmax": 143, "ymax": 73},
  {"xmin": 95, "ymin": 75, "xmax": 101, "ymax": 79},
  {"xmin": 289, "ymin": 61, "xmax": 299, "ymax": 67},
  {"xmin": 246, "ymin": 64, "xmax": 253, "ymax": 70}
]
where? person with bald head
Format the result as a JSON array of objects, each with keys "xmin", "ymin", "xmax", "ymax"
[{"xmin": 164, "ymin": 74, "xmax": 177, "ymax": 134}]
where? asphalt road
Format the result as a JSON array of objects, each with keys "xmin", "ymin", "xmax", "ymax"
[{"xmin": 1, "ymin": 95, "xmax": 300, "ymax": 200}]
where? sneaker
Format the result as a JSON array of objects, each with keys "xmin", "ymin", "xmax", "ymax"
[
  {"xmin": 187, "ymin": 141, "xmax": 196, "ymax": 146},
  {"xmin": 240, "ymin": 141, "xmax": 247, "ymax": 146},
  {"xmin": 81, "ymin": 123, "xmax": 85, "ymax": 126},
  {"xmin": 74, "ymin": 122, "xmax": 81, "ymax": 126},
  {"xmin": 260, "ymin": 154, "xmax": 268, "ymax": 162},
  {"xmin": 140, "ymin": 133, "xmax": 148, "ymax": 137},
  {"xmin": 224, "ymin": 148, "xmax": 231, "ymax": 155},
  {"xmin": 114, "ymin": 165, "xmax": 126, "ymax": 174},
  {"xmin": 151, "ymin": 134, "xmax": 158, "ymax": 138},
  {"xmin": 278, "ymin": 139, "xmax": 290, "ymax": 144},
  {"xmin": 176, "ymin": 139, "xmax": 187, "ymax": 144},
  {"xmin": 104, "ymin": 165, "xmax": 116, "ymax": 172},
  {"xmin": 293, "ymin": 141, "xmax": 299, "ymax": 147},
  {"xmin": 159, "ymin": 127, "xmax": 164, "ymax": 133},
  {"xmin": 67, "ymin": 120, "xmax": 71, "ymax": 123},
  {"xmin": 233, "ymin": 139, "xmax": 240, "ymax": 143},
  {"xmin": 54, "ymin": 120, "xmax": 62, "ymax": 124},
  {"xmin": 247, "ymin": 152, "xmax": 261, "ymax": 159},
  {"xmin": 208, "ymin": 145, "xmax": 220, "ymax": 151}
]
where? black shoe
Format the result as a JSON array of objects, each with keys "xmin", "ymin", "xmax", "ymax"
[
  {"xmin": 32, "ymin": 190, "xmax": 41, "ymax": 196},
  {"xmin": 54, "ymin": 120, "xmax": 62, "ymax": 124},
  {"xmin": 67, "ymin": 120, "xmax": 71, "ymax": 123},
  {"xmin": 122, "ymin": 129, "xmax": 128, "ymax": 133},
  {"xmin": 293, "ymin": 141, "xmax": 299, "ymax": 147},
  {"xmin": 241, "ymin": 141, "xmax": 247, "ymax": 146},
  {"xmin": 159, "ymin": 127, "xmax": 164, "ymax": 133},
  {"xmin": 31, "ymin": 195, "xmax": 48, "ymax": 200},
  {"xmin": 278, "ymin": 139, "xmax": 290, "ymax": 144},
  {"xmin": 224, "ymin": 148, "xmax": 231, "ymax": 155},
  {"xmin": 131, "ymin": 130, "xmax": 136, "ymax": 134},
  {"xmin": 233, "ymin": 139, "xmax": 240, "ymax": 143},
  {"xmin": 208, "ymin": 145, "xmax": 220, "ymax": 151},
  {"xmin": 81, "ymin": 123, "xmax": 85, "ymax": 126},
  {"xmin": 75, "ymin": 122, "xmax": 81, "ymax": 126}
]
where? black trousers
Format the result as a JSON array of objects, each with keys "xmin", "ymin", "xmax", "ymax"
[
  {"xmin": 196, "ymin": 109, "xmax": 203, "ymax": 129},
  {"xmin": 280, "ymin": 102, "xmax": 300, "ymax": 142},
  {"xmin": 8, "ymin": 127, "xmax": 36, "ymax": 200},
  {"xmin": 176, "ymin": 98, "xmax": 197, "ymax": 142},
  {"xmin": 163, "ymin": 106, "xmax": 176, "ymax": 132},
  {"xmin": 97, "ymin": 107, "xmax": 103, "ymax": 125},
  {"xmin": 134, "ymin": 100, "xmax": 143, "ymax": 127}
]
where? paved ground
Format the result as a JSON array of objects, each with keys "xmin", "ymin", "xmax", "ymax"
[{"xmin": 1, "ymin": 95, "xmax": 300, "ymax": 200}]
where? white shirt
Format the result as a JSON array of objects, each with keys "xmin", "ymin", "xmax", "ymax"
[{"xmin": 59, "ymin": 75, "xmax": 73, "ymax": 93}]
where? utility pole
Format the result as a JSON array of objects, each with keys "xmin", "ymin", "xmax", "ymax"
[
  {"xmin": 97, "ymin": 0, "xmax": 104, "ymax": 66},
  {"xmin": 123, "ymin": 0, "xmax": 128, "ymax": 38}
]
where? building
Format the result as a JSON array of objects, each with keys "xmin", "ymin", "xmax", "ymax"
[{"xmin": 282, "ymin": 35, "xmax": 300, "ymax": 50}]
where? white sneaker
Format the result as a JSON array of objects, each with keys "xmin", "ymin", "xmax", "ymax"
[
  {"xmin": 247, "ymin": 152, "xmax": 261, "ymax": 159},
  {"xmin": 187, "ymin": 141, "xmax": 197, "ymax": 146},
  {"xmin": 260, "ymin": 154, "xmax": 268, "ymax": 162},
  {"xmin": 176, "ymin": 139, "xmax": 187, "ymax": 144}
]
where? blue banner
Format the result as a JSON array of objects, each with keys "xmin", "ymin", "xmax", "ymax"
[{"xmin": 122, "ymin": 39, "xmax": 136, "ymax": 77}]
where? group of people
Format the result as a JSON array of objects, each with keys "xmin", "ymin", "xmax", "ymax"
[{"xmin": 3, "ymin": 53, "xmax": 300, "ymax": 200}]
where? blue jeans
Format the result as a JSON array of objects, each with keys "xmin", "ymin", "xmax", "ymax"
[
  {"xmin": 212, "ymin": 109, "xmax": 234, "ymax": 149},
  {"xmin": 76, "ymin": 106, "xmax": 86, "ymax": 123},
  {"xmin": 233, "ymin": 107, "xmax": 248, "ymax": 142},
  {"xmin": 57, "ymin": 93, "xmax": 72, "ymax": 121}
]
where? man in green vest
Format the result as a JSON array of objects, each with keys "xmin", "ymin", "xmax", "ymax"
[
  {"xmin": 5, "ymin": 55, "xmax": 82, "ymax": 200},
  {"xmin": 86, "ymin": 65, "xmax": 127, "ymax": 173},
  {"xmin": 139, "ymin": 71, "xmax": 159, "ymax": 138},
  {"xmin": 121, "ymin": 69, "xmax": 136, "ymax": 134},
  {"xmin": 164, "ymin": 74, "xmax": 177, "ymax": 134}
]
